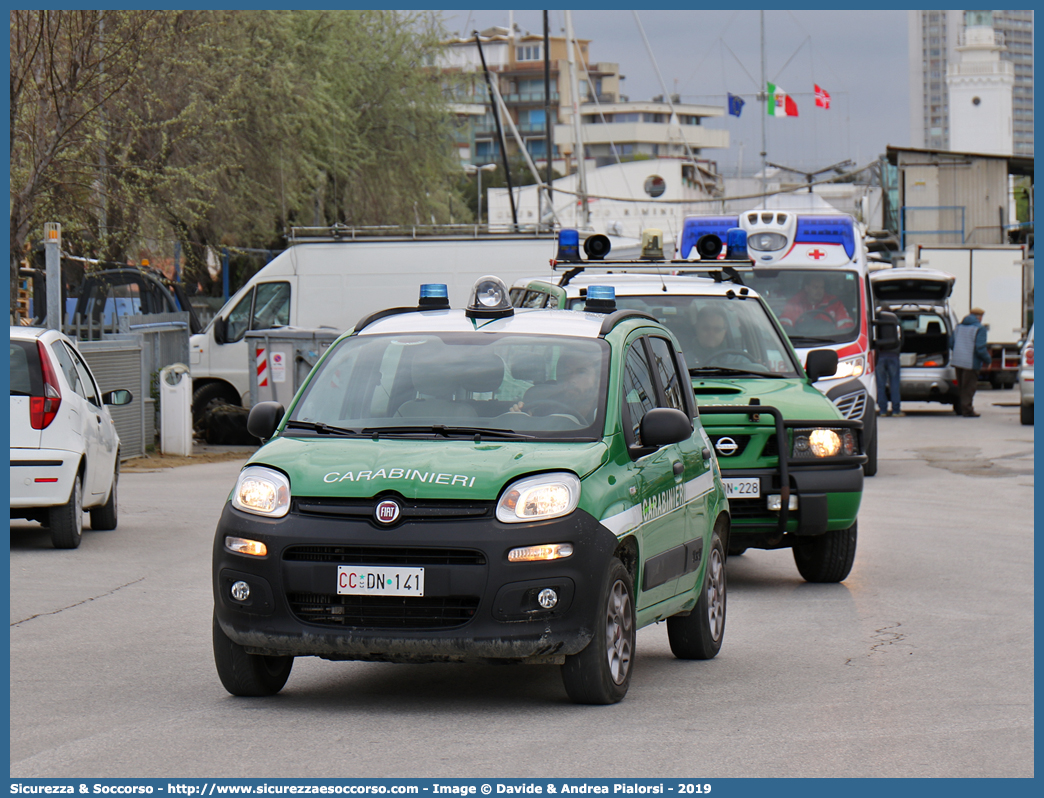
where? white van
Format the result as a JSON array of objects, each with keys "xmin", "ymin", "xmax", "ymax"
[{"xmin": 189, "ymin": 230, "xmax": 569, "ymax": 422}]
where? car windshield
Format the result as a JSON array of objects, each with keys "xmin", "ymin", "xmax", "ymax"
[
  {"xmin": 288, "ymin": 332, "xmax": 610, "ymax": 440},
  {"xmin": 569, "ymin": 294, "xmax": 800, "ymax": 377},
  {"xmin": 741, "ymin": 269, "xmax": 861, "ymax": 345}
]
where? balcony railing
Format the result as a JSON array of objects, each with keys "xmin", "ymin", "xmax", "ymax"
[{"xmin": 502, "ymin": 91, "xmax": 560, "ymax": 104}]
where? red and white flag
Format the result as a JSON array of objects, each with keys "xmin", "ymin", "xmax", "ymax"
[{"xmin": 815, "ymin": 84, "xmax": 831, "ymax": 109}]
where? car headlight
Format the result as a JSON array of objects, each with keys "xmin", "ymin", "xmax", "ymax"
[
  {"xmin": 232, "ymin": 466, "xmax": 291, "ymax": 518},
  {"xmin": 792, "ymin": 428, "xmax": 857, "ymax": 458},
  {"xmin": 496, "ymin": 472, "xmax": 581, "ymax": 523},
  {"xmin": 823, "ymin": 356, "xmax": 865, "ymax": 381}
]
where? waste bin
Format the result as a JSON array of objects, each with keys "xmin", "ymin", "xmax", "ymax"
[
  {"xmin": 246, "ymin": 328, "xmax": 340, "ymax": 409},
  {"xmin": 159, "ymin": 363, "xmax": 193, "ymax": 456}
]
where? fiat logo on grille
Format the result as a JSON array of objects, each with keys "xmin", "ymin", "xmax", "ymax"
[
  {"xmin": 714, "ymin": 437, "xmax": 740, "ymax": 457},
  {"xmin": 375, "ymin": 499, "xmax": 401, "ymax": 525}
]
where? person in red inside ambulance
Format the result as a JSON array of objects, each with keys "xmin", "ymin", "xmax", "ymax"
[{"xmin": 779, "ymin": 274, "xmax": 854, "ymax": 332}]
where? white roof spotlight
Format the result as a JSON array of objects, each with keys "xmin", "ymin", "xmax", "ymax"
[{"xmin": 466, "ymin": 275, "xmax": 514, "ymax": 319}]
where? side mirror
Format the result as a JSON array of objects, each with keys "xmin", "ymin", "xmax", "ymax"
[
  {"xmin": 638, "ymin": 407, "xmax": 693, "ymax": 450},
  {"xmin": 874, "ymin": 311, "xmax": 901, "ymax": 350},
  {"xmin": 212, "ymin": 316, "xmax": 227, "ymax": 344},
  {"xmin": 247, "ymin": 401, "xmax": 285, "ymax": 441},
  {"xmin": 103, "ymin": 389, "xmax": 133, "ymax": 406},
  {"xmin": 805, "ymin": 349, "xmax": 839, "ymax": 382}
]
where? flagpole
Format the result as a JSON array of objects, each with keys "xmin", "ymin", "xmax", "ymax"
[{"xmin": 759, "ymin": 9, "xmax": 767, "ymax": 203}]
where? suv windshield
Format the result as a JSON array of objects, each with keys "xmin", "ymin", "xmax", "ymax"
[
  {"xmin": 741, "ymin": 269, "xmax": 861, "ymax": 345},
  {"xmin": 569, "ymin": 294, "xmax": 800, "ymax": 377},
  {"xmin": 289, "ymin": 333, "xmax": 610, "ymax": 440}
]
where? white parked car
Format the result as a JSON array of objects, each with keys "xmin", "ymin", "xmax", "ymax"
[
  {"xmin": 9, "ymin": 326, "xmax": 132, "ymax": 548},
  {"xmin": 1019, "ymin": 324, "xmax": 1033, "ymax": 425}
]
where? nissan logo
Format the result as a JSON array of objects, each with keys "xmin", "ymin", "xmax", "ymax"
[
  {"xmin": 714, "ymin": 437, "xmax": 740, "ymax": 457},
  {"xmin": 374, "ymin": 499, "xmax": 401, "ymax": 525}
]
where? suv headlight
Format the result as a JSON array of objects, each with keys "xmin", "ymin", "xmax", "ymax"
[
  {"xmin": 496, "ymin": 472, "xmax": 581, "ymax": 523},
  {"xmin": 792, "ymin": 428, "xmax": 857, "ymax": 458},
  {"xmin": 232, "ymin": 466, "xmax": 291, "ymax": 518}
]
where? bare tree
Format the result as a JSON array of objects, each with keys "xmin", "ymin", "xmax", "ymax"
[{"xmin": 9, "ymin": 10, "xmax": 159, "ymax": 312}]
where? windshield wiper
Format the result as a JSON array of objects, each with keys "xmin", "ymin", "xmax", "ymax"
[
  {"xmin": 362, "ymin": 425, "xmax": 534, "ymax": 440},
  {"xmin": 689, "ymin": 366, "xmax": 785, "ymax": 379},
  {"xmin": 284, "ymin": 420, "xmax": 362, "ymax": 436}
]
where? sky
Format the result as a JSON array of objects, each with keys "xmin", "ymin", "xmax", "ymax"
[{"xmin": 436, "ymin": 9, "xmax": 911, "ymax": 178}]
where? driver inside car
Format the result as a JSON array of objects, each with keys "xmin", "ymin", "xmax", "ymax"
[
  {"xmin": 510, "ymin": 350, "xmax": 598, "ymax": 424},
  {"xmin": 688, "ymin": 305, "xmax": 734, "ymax": 365},
  {"xmin": 779, "ymin": 274, "xmax": 854, "ymax": 332}
]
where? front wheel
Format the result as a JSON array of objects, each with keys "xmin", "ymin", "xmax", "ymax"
[
  {"xmin": 213, "ymin": 614, "xmax": 293, "ymax": 696},
  {"xmin": 793, "ymin": 522, "xmax": 858, "ymax": 583},
  {"xmin": 863, "ymin": 418, "xmax": 878, "ymax": 477},
  {"xmin": 561, "ymin": 558, "xmax": 635, "ymax": 705},
  {"xmin": 668, "ymin": 529, "xmax": 726, "ymax": 660}
]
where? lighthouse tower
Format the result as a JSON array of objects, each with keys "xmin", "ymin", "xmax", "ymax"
[{"xmin": 946, "ymin": 11, "xmax": 1014, "ymax": 156}]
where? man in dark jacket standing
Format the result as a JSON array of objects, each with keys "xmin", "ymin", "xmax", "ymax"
[{"xmin": 951, "ymin": 308, "xmax": 992, "ymax": 417}]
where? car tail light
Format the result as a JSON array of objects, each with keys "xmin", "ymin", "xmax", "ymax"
[
  {"xmin": 30, "ymin": 341, "xmax": 62, "ymax": 430},
  {"xmin": 1025, "ymin": 346, "xmax": 1034, "ymax": 367}
]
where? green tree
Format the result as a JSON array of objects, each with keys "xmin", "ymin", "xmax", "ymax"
[{"xmin": 10, "ymin": 10, "xmax": 469, "ymax": 303}]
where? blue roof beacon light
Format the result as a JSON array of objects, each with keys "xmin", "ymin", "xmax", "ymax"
[
  {"xmin": 725, "ymin": 228, "xmax": 749, "ymax": 261},
  {"xmin": 418, "ymin": 283, "xmax": 450, "ymax": 309},
  {"xmin": 585, "ymin": 285, "xmax": 617, "ymax": 314},
  {"xmin": 556, "ymin": 228, "xmax": 582, "ymax": 262}
]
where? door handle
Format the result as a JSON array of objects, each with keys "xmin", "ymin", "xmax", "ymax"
[{"xmin": 673, "ymin": 461, "xmax": 684, "ymax": 476}]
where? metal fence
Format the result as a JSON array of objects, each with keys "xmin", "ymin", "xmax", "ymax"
[{"xmin": 69, "ymin": 312, "xmax": 191, "ymax": 459}]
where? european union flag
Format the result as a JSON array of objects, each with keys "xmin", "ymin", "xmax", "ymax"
[{"xmin": 727, "ymin": 93, "xmax": 745, "ymax": 118}]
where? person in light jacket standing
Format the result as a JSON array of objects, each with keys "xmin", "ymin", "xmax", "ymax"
[{"xmin": 951, "ymin": 308, "xmax": 992, "ymax": 417}]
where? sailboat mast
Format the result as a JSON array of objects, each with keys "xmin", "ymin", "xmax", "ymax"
[
  {"xmin": 564, "ymin": 10, "xmax": 589, "ymax": 227},
  {"xmin": 759, "ymin": 9, "xmax": 768, "ymax": 202}
]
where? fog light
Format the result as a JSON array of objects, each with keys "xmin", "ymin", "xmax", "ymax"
[
  {"xmin": 508, "ymin": 543, "xmax": 574, "ymax": 562},
  {"xmin": 767, "ymin": 494, "xmax": 799, "ymax": 512},
  {"xmin": 230, "ymin": 581, "xmax": 251, "ymax": 601},
  {"xmin": 537, "ymin": 588, "xmax": 559, "ymax": 609}
]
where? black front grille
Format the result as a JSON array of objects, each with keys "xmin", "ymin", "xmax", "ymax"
[
  {"xmin": 728, "ymin": 497, "xmax": 771, "ymax": 519},
  {"xmin": 284, "ymin": 545, "xmax": 486, "ymax": 566},
  {"xmin": 709, "ymin": 435, "xmax": 752, "ymax": 458},
  {"xmin": 287, "ymin": 593, "xmax": 480, "ymax": 629},
  {"xmin": 711, "ymin": 434, "xmax": 779, "ymax": 459},
  {"xmin": 293, "ymin": 496, "xmax": 493, "ymax": 522}
]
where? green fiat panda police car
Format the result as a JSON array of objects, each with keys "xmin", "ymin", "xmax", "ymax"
[
  {"xmin": 511, "ymin": 271, "xmax": 868, "ymax": 583},
  {"xmin": 212, "ymin": 278, "xmax": 729, "ymax": 704}
]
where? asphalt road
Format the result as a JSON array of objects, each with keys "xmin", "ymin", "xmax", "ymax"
[{"xmin": 9, "ymin": 394, "xmax": 1034, "ymax": 779}]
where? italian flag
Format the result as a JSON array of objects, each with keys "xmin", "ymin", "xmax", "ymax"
[{"xmin": 767, "ymin": 82, "xmax": 798, "ymax": 117}]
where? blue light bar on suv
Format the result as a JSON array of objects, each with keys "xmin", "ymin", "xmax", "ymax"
[{"xmin": 679, "ymin": 216, "xmax": 739, "ymax": 259}]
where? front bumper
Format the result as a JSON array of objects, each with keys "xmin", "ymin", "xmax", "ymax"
[
  {"xmin": 698, "ymin": 405, "xmax": 864, "ymax": 540},
  {"xmin": 213, "ymin": 501, "xmax": 619, "ymax": 663},
  {"xmin": 9, "ymin": 448, "xmax": 79, "ymax": 510}
]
